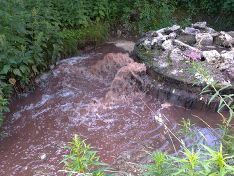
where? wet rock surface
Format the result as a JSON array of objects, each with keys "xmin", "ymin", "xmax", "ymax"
[
  {"xmin": 134, "ymin": 22, "xmax": 234, "ymax": 109},
  {"xmin": 0, "ymin": 42, "xmax": 223, "ymax": 175}
]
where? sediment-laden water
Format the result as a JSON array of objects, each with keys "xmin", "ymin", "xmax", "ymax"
[{"xmin": 0, "ymin": 42, "xmax": 222, "ymax": 175}]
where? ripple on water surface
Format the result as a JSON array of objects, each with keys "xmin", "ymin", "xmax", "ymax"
[{"xmin": 0, "ymin": 48, "xmax": 222, "ymax": 175}]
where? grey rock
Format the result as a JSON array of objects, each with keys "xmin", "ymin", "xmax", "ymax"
[
  {"xmin": 168, "ymin": 32, "xmax": 177, "ymax": 39},
  {"xmin": 158, "ymin": 60, "xmax": 169, "ymax": 68},
  {"xmin": 174, "ymin": 39, "xmax": 199, "ymax": 52},
  {"xmin": 151, "ymin": 34, "xmax": 167, "ymax": 46},
  {"xmin": 143, "ymin": 31, "xmax": 158, "ymax": 38},
  {"xmin": 183, "ymin": 49, "xmax": 202, "ymax": 60},
  {"xmin": 205, "ymin": 27, "xmax": 216, "ymax": 33},
  {"xmin": 157, "ymin": 25, "xmax": 181, "ymax": 35},
  {"xmin": 150, "ymin": 37, "xmax": 158, "ymax": 46},
  {"xmin": 214, "ymin": 32, "xmax": 233, "ymax": 48},
  {"xmin": 227, "ymin": 67, "xmax": 234, "ymax": 80},
  {"xmin": 177, "ymin": 34, "xmax": 196, "ymax": 45},
  {"xmin": 205, "ymin": 46, "xmax": 216, "ymax": 49},
  {"xmin": 170, "ymin": 48, "xmax": 184, "ymax": 62},
  {"xmin": 219, "ymin": 51, "xmax": 234, "ymax": 71},
  {"xmin": 142, "ymin": 39, "xmax": 151, "ymax": 50},
  {"xmin": 166, "ymin": 25, "xmax": 181, "ymax": 34},
  {"xmin": 202, "ymin": 50, "xmax": 220, "ymax": 64},
  {"xmin": 221, "ymin": 50, "xmax": 234, "ymax": 61},
  {"xmin": 133, "ymin": 22, "xmax": 234, "ymax": 110},
  {"xmin": 227, "ymin": 31, "xmax": 234, "ymax": 38},
  {"xmin": 184, "ymin": 27, "xmax": 200, "ymax": 35},
  {"xmin": 162, "ymin": 39, "xmax": 174, "ymax": 51},
  {"xmin": 196, "ymin": 33, "xmax": 213, "ymax": 46},
  {"xmin": 169, "ymin": 25, "xmax": 181, "ymax": 31},
  {"xmin": 192, "ymin": 22, "xmax": 207, "ymax": 29}
]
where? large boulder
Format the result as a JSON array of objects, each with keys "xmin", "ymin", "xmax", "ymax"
[
  {"xmin": 202, "ymin": 50, "xmax": 220, "ymax": 64},
  {"xmin": 195, "ymin": 33, "xmax": 213, "ymax": 46},
  {"xmin": 214, "ymin": 32, "xmax": 233, "ymax": 48},
  {"xmin": 227, "ymin": 31, "xmax": 234, "ymax": 38},
  {"xmin": 220, "ymin": 51, "xmax": 234, "ymax": 81}
]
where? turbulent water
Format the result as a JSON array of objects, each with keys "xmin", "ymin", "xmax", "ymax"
[{"xmin": 0, "ymin": 42, "xmax": 222, "ymax": 175}]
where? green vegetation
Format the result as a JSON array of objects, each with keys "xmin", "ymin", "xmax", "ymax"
[
  {"xmin": 61, "ymin": 135, "xmax": 108, "ymax": 176},
  {"xmin": 190, "ymin": 61, "xmax": 234, "ymax": 126},
  {"xmin": 143, "ymin": 78, "xmax": 234, "ymax": 176},
  {"xmin": 62, "ymin": 23, "xmax": 109, "ymax": 57},
  {"xmin": 176, "ymin": 0, "xmax": 234, "ymax": 30},
  {"xmin": 0, "ymin": 0, "xmax": 110, "ymax": 124},
  {"xmin": 64, "ymin": 132, "xmax": 234, "ymax": 176},
  {"xmin": 0, "ymin": 0, "xmax": 234, "ymax": 174},
  {"xmin": 143, "ymin": 61, "xmax": 234, "ymax": 176},
  {"xmin": 145, "ymin": 145, "xmax": 234, "ymax": 176},
  {"xmin": 178, "ymin": 118, "xmax": 195, "ymax": 138},
  {"xmin": 0, "ymin": 0, "xmax": 233, "ymax": 125}
]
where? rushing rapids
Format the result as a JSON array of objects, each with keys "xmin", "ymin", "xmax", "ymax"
[{"xmin": 0, "ymin": 42, "xmax": 222, "ymax": 175}]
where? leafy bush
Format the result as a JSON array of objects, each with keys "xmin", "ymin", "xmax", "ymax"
[
  {"xmin": 177, "ymin": 0, "xmax": 234, "ymax": 29},
  {"xmin": 61, "ymin": 135, "xmax": 107, "ymax": 176},
  {"xmin": 108, "ymin": 0, "xmax": 176, "ymax": 33},
  {"xmin": 62, "ymin": 23, "xmax": 109, "ymax": 57},
  {"xmin": 0, "ymin": 79, "xmax": 11, "ymax": 126},
  {"xmin": 0, "ymin": 0, "xmax": 63, "ymax": 124},
  {"xmin": 0, "ymin": 0, "xmax": 62, "ymax": 82},
  {"xmin": 177, "ymin": 0, "xmax": 234, "ymax": 14},
  {"xmin": 0, "ymin": 0, "xmax": 111, "ymax": 125}
]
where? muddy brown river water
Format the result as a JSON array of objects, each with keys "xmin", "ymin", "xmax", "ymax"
[{"xmin": 0, "ymin": 42, "xmax": 223, "ymax": 175}]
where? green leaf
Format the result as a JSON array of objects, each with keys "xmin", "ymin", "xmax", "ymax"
[
  {"xmin": 13, "ymin": 68, "xmax": 22, "ymax": 77},
  {"xmin": 208, "ymin": 91, "xmax": 219, "ymax": 104},
  {"xmin": 1, "ymin": 65, "xmax": 11, "ymax": 74},
  {"xmin": 19, "ymin": 65, "xmax": 29, "ymax": 74},
  {"xmin": 32, "ymin": 65, "xmax": 38, "ymax": 74}
]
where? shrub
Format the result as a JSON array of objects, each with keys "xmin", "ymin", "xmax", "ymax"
[
  {"xmin": 109, "ymin": 0, "xmax": 176, "ymax": 33},
  {"xmin": 61, "ymin": 135, "xmax": 107, "ymax": 176},
  {"xmin": 176, "ymin": 0, "xmax": 234, "ymax": 30},
  {"xmin": 0, "ymin": 0, "xmax": 107, "ymax": 125},
  {"xmin": 61, "ymin": 23, "xmax": 109, "ymax": 57},
  {"xmin": 0, "ymin": 79, "xmax": 11, "ymax": 126}
]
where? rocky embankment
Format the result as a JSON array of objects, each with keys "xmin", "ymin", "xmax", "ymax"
[{"xmin": 134, "ymin": 22, "xmax": 234, "ymax": 109}]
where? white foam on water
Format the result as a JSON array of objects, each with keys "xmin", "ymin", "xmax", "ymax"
[
  {"xmin": 11, "ymin": 112, "xmax": 22, "ymax": 123},
  {"xmin": 57, "ymin": 88, "xmax": 75, "ymax": 98},
  {"xmin": 32, "ymin": 107, "xmax": 51, "ymax": 119},
  {"xmin": 57, "ymin": 56, "xmax": 89, "ymax": 65}
]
